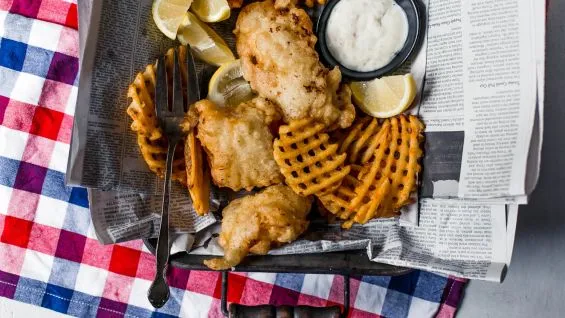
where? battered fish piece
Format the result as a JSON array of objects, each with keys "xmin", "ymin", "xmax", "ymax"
[
  {"xmin": 234, "ymin": 0, "xmax": 355, "ymax": 129},
  {"xmin": 195, "ymin": 98, "xmax": 283, "ymax": 191},
  {"xmin": 204, "ymin": 185, "xmax": 312, "ymax": 270},
  {"xmin": 228, "ymin": 0, "xmax": 325, "ymax": 8}
]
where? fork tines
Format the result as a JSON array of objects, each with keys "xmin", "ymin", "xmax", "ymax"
[{"xmin": 155, "ymin": 46, "xmax": 198, "ymax": 135}]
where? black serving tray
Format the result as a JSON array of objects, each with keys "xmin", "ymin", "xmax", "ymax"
[
  {"xmin": 144, "ymin": 238, "xmax": 409, "ymax": 276},
  {"xmin": 144, "ymin": 239, "xmax": 410, "ymax": 317}
]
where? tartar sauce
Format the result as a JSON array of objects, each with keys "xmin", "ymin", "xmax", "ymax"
[{"xmin": 326, "ymin": 0, "xmax": 409, "ymax": 72}]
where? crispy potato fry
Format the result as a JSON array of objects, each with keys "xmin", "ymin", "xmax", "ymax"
[
  {"xmin": 185, "ymin": 131, "xmax": 210, "ymax": 215},
  {"xmin": 338, "ymin": 117, "xmax": 383, "ymax": 165},
  {"xmin": 126, "ymin": 54, "xmax": 187, "ymax": 184},
  {"xmin": 273, "ymin": 118, "xmax": 351, "ymax": 197},
  {"xmin": 126, "ymin": 47, "xmax": 211, "ymax": 212},
  {"xmin": 318, "ymin": 115, "xmax": 424, "ymax": 228},
  {"xmin": 351, "ymin": 115, "xmax": 423, "ymax": 212}
]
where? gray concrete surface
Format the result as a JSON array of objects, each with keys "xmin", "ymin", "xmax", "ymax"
[{"xmin": 458, "ymin": 1, "xmax": 565, "ymax": 317}]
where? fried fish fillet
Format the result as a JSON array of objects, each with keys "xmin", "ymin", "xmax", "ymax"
[
  {"xmin": 228, "ymin": 0, "xmax": 325, "ymax": 9},
  {"xmin": 234, "ymin": 0, "xmax": 355, "ymax": 129},
  {"xmin": 204, "ymin": 185, "xmax": 312, "ymax": 270},
  {"xmin": 195, "ymin": 98, "xmax": 283, "ymax": 191}
]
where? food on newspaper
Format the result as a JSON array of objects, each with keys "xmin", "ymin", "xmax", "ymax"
[
  {"xmin": 319, "ymin": 115, "xmax": 424, "ymax": 228},
  {"xmin": 194, "ymin": 98, "xmax": 284, "ymax": 191},
  {"xmin": 350, "ymin": 74, "xmax": 417, "ymax": 118},
  {"xmin": 204, "ymin": 185, "xmax": 312, "ymax": 270},
  {"xmin": 273, "ymin": 118, "xmax": 351, "ymax": 196},
  {"xmin": 126, "ymin": 47, "xmax": 210, "ymax": 215},
  {"xmin": 234, "ymin": 0, "xmax": 355, "ymax": 129},
  {"xmin": 133, "ymin": 0, "xmax": 427, "ymax": 264}
]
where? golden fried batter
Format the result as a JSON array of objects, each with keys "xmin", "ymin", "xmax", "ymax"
[
  {"xmin": 228, "ymin": 0, "xmax": 325, "ymax": 9},
  {"xmin": 234, "ymin": 0, "xmax": 354, "ymax": 129},
  {"xmin": 204, "ymin": 185, "xmax": 312, "ymax": 270},
  {"xmin": 195, "ymin": 98, "xmax": 283, "ymax": 191}
]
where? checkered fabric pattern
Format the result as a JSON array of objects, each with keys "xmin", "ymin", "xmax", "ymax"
[{"xmin": 0, "ymin": 1, "xmax": 467, "ymax": 317}]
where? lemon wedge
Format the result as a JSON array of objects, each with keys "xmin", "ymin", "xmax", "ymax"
[
  {"xmin": 177, "ymin": 12, "xmax": 235, "ymax": 66},
  {"xmin": 208, "ymin": 59, "xmax": 254, "ymax": 107},
  {"xmin": 191, "ymin": 0, "xmax": 230, "ymax": 22},
  {"xmin": 350, "ymin": 74, "xmax": 417, "ymax": 118},
  {"xmin": 152, "ymin": 0, "xmax": 193, "ymax": 40}
]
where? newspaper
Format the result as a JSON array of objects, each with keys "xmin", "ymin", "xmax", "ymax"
[
  {"xmin": 419, "ymin": 0, "xmax": 543, "ymax": 200},
  {"xmin": 187, "ymin": 200, "xmax": 517, "ymax": 282},
  {"xmin": 68, "ymin": 0, "xmax": 544, "ymax": 281},
  {"xmin": 88, "ymin": 185, "xmax": 219, "ymax": 244}
]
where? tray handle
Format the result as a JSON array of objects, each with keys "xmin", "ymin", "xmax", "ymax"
[{"xmin": 221, "ymin": 272, "xmax": 350, "ymax": 318}]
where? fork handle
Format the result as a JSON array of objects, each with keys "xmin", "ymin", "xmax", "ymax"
[{"xmin": 148, "ymin": 138, "xmax": 179, "ymax": 308}]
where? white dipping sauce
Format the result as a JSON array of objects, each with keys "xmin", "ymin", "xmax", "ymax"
[{"xmin": 325, "ymin": 0, "xmax": 409, "ymax": 72}]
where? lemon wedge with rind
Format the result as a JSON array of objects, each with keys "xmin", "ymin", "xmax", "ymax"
[
  {"xmin": 152, "ymin": 0, "xmax": 193, "ymax": 40},
  {"xmin": 208, "ymin": 59, "xmax": 254, "ymax": 108},
  {"xmin": 177, "ymin": 12, "xmax": 235, "ymax": 66},
  {"xmin": 191, "ymin": 0, "xmax": 230, "ymax": 22},
  {"xmin": 351, "ymin": 74, "xmax": 417, "ymax": 118}
]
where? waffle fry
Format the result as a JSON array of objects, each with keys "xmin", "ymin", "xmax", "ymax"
[
  {"xmin": 135, "ymin": 133, "xmax": 188, "ymax": 185},
  {"xmin": 349, "ymin": 115, "xmax": 424, "ymax": 225},
  {"xmin": 317, "ymin": 164, "xmax": 362, "ymax": 220},
  {"xmin": 185, "ymin": 132, "xmax": 210, "ymax": 215},
  {"xmin": 127, "ymin": 57, "xmax": 187, "ymax": 184},
  {"xmin": 338, "ymin": 117, "xmax": 383, "ymax": 165},
  {"xmin": 273, "ymin": 119, "xmax": 351, "ymax": 196},
  {"xmin": 127, "ymin": 65, "xmax": 161, "ymax": 141},
  {"xmin": 318, "ymin": 115, "xmax": 424, "ymax": 228},
  {"xmin": 318, "ymin": 118, "xmax": 388, "ymax": 226},
  {"xmin": 126, "ymin": 46, "xmax": 211, "ymax": 213}
]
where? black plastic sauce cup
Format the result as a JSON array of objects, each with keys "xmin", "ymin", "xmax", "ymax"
[{"xmin": 316, "ymin": 0, "xmax": 426, "ymax": 81}]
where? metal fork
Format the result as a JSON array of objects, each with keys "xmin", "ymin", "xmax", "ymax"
[{"xmin": 148, "ymin": 47, "xmax": 200, "ymax": 308}]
